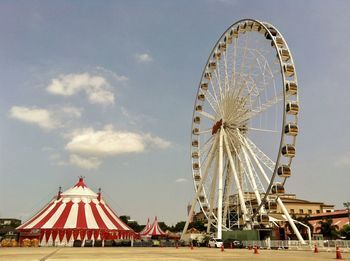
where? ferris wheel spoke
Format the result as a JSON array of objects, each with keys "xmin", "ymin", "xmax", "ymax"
[
  {"xmin": 207, "ymin": 154, "xmax": 219, "ymax": 233},
  {"xmin": 239, "ymin": 126, "xmax": 279, "ymax": 133},
  {"xmin": 241, "ymin": 93, "xmax": 283, "ymax": 123},
  {"xmin": 213, "ymin": 59, "xmax": 225, "ymax": 101},
  {"xmin": 203, "ymin": 88, "xmax": 220, "ymax": 115},
  {"xmin": 239, "ymin": 133, "xmax": 274, "ymax": 181},
  {"xmin": 197, "ymin": 110, "xmax": 216, "ymax": 121}
]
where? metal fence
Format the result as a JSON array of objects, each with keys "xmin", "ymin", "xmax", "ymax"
[{"xmin": 241, "ymin": 240, "xmax": 350, "ymax": 251}]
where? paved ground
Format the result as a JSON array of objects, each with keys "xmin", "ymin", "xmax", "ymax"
[{"xmin": 0, "ymin": 247, "xmax": 349, "ymax": 261}]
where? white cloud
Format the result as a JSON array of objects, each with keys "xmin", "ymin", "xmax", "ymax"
[
  {"xmin": 175, "ymin": 178, "xmax": 188, "ymax": 183},
  {"xmin": 65, "ymin": 125, "xmax": 171, "ymax": 156},
  {"xmin": 9, "ymin": 105, "xmax": 83, "ymax": 130},
  {"xmin": 46, "ymin": 73, "xmax": 115, "ymax": 105},
  {"xmin": 60, "ymin": 106, "xmax": 82, "ymax": 118},
  {"xmin": 9, "ymin": 106, "xmax": 59, "ymax": 130},
  {"xmin": 95, "ymin": 66, "xmax": 129, "ymax": 82},
  {"xmin": 69, "ymin": 154, "xmax": 101, "ymax": 169},
  {"xmin": 135, "ymin": 53, "xmax": 153, "ymax": 63}
]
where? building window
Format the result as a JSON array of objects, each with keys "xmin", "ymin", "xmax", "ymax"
[
  {"xmin": 316, "ymin": 210, "xmax": 320, "ymax": 214},
  {"xmin": 290, "ymin": 209, "xmax": 294, "ymax": 214},
  {"xmin": 326, "ymin": 210, "xmax": 331, "ymax": 213},
  {"xmin": 299, "ymin": 209, "xmax": 304, "ymax": 214},
  {"xmin": 308, "ymin": 209, "xmax": 312, "ymax": 214}
]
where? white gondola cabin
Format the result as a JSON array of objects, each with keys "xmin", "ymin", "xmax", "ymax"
[
  {"xmin": 286, "ymin": 81, "xmax": 298, "ymax": 95},
  {"xmin": 204, "ymin": 72, "xmax": 212, "ymax": 80},
  {"xmin": 286, "ymin": 102, "xmax": 299, "ymax": 115},
  {"xmin": 192, "ymin": 152, "xmax": 199, "ymax": 159},
  {"xmin": 192, "ymin": 140, "xmax": 199, "ymax": 147},
  {"xmin": 198, "ymin": 94, "xmax": 205, "ymax": 101},
  {"xmin": 193, "ymin": 116, "xmax": 200, "ymax": 124},
  {"xmin": 284, "ymin": 123, "xmax": 298, "ymax": 136},
  {"xmin": 283, "ymin": 64, "xmax": 295, "ymax": 77},
  {"xmin": 195, "ymin": 105, "xmax": 202, "ymax": 112},
  {"xmin": 277, "ymin": 165, "xmax": 291, "ymax": 178},
  {"xmin": 271, "ymin": 183, "xmax": 285, "ymax": 194},
  {"xmin": 279, "ymin": 49, "xmax": 290, "ymax": 62},
  {"xmin": 265, "ymin": 201, "xmax": 278, "ymax": 211},
  {"xmin": 282, "ymin": 144, "xmax": 295, "ymax": 157},
  {"xmin": 218, "ymin": 42, "xmax": 226, "ymax": 51},
  {"xmin": 192, "ymin": 163, "xmax": 199, "ymax": 170},
  {"xmin": 257, "ymin": 214, "xmax": 269, "ymax": 224},
  {"xmin": 192, "ymin": 128, "xmax": 199, "ymax": 135}
]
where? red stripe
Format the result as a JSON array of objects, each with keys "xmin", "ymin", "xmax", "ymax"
[
  {"xmin": 52, "ymin": 230, "xmax": 58, "ymax": 242},
  {"xmin": 76, "ymin": 201, "xmax": 87, "ymax": 229},
  {"xmin": 32, "ymin": 201, "xmax": 63, "ymax": 229},
  {"xmin": 105, "ymin": 203, "xmax": 133, "ymax": 231},
  {"xmin": 45, "ymin": 230, "xmax": 51, "ymax": 243},
  {"xmin": 59, "ymin": 230, "xmax": 65, "ymax": 242},
  {"xmin": 66, "ymin": 230, "xmax": 72, "ymax": 242},
  {"xmin": 89, "ymin": 202, "xmax": 107, "ymax": 229},
  {"xmin": 18, "ymin": 201, "xmax": 55, "ymax": 229},
  {"xmin": 52, "ymin": 201, "xmax": 73, "ymax": 229},
  {"xmin": 80, "ymin": 230, "xmax": 86, "ymax": 240},
  {"xmin": 99, "ymin": 203, "xmax": 123, "ymax": 230}
]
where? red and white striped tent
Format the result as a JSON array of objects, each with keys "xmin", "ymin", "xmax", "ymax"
[
  {"xmin": 140, "ymin": 217, "xmax": 167, "ymax": 237},
  {"xmin": 139, "ymin": 218, "xmax": 151, "ymax": 235},
  {"xmin": 17, "ymin": 177, "xmax": 135, "ymax": 246}
]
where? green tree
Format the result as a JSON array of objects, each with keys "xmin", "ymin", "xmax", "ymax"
[
  {"xmin": 158, "ymin": 222, "xmax": 169, "ymax": 232},
  {"xmin": 316, "ymin": 218, "xmax": 339, "ymax": 239},
  {"xmin": 284, "ymin": 215, "xmax": 313, "ymax": 239},
  {"xmin": 340, "ymin": 224, "xmax": 350, "ymax": 239},
  {"xmin": 189, "ymin": 221, "xmax": 206, "ymax": 232},
  {"xmin": 173, "ymin": 221, "xmax": 186, "ymax": 232}
]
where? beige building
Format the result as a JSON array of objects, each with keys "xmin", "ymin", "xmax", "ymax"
[{"xmin": 193, "ymin": 193, "xmax": 334, "ymax": 223}]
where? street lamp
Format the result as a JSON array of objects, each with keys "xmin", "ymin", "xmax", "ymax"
[{"xmin": 344, "ymin": 202, "xmax": 350, "ymax": 225}]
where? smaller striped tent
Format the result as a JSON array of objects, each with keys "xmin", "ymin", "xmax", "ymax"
[
  {"xmin": 139, "ymin": 218, "xmax": 151, "ymax": 235},
  {"xmin": 140, "ymin": 217, "xmax": 167, "ymax": 237},
  {"xmin": 17, "ymin": 177, "xmax": 135, "ymax": 246}
]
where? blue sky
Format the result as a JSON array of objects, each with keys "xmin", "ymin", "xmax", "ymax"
[{"xmin": 1, "ymin": 0, "xmax": 349, "ymax": 225}]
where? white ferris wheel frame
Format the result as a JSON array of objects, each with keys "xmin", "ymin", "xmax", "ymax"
[{"xmin": 182, "ymin": 19, "xmax": 305, "ymax": 244}]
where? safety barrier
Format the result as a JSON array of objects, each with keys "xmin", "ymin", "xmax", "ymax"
[{"xmin": 241, "ymin": 240, "xmax": 350, "ymax": 251}]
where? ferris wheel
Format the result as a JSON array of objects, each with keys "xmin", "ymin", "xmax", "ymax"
[{"xmin": 182, "ymin": 19, "xmax": 305, "ymax": 243}]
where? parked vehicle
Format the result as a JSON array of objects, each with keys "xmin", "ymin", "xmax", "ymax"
[
  {"xmin": 208, "ymin": 238, "xmax": 223, "ymax": 248},
  {"xmin": 223, "ymin": 239, "xmax": 243, "ymax": 248}
]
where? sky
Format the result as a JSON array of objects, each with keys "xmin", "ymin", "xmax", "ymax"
[{"xmin": 0, "ymin": 0, "xmax": 349, "ymax": 226}]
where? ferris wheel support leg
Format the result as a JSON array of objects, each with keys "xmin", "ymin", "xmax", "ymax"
[
  {"xmin": 277, "ymin": 197, "xmax": 305, "ymax": 244},
  {"xmin": 222, "ymin": 129, "xmax": 250, "ymax": 226},
  {"xmin": 217, "ymin": 128, "xmax": 224, "ymax": 239},
  {"xmin": 241, "ymin": 146, "xmax": 263, "ymax": 208}
]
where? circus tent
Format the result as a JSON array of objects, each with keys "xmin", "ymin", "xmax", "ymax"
[
  {"xmin": 140, "ymin": 217, "xmax": 167, "ymax": 237},
  {"xmin": 17, "ymin": 177, "xmax": 135, "ymax": 246},
  {"xmin": 139, "ymin": 218, "xmax": 151, "ymax": 235}
]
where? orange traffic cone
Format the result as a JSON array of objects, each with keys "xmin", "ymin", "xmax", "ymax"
[
  {"xmin": 336, "ymin": 246, "xmax": 342, "ymax": 259},
  {"xmin": 314, "ymin": 244, "xmax": 318, "ymax": 253},
  {"xmin": 221, "ymin": 244, "xmax": 224, "ymax": 252},
  {"xmin": 254, "ymin": 246, "xmax": 259, "ymax": 254}
]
